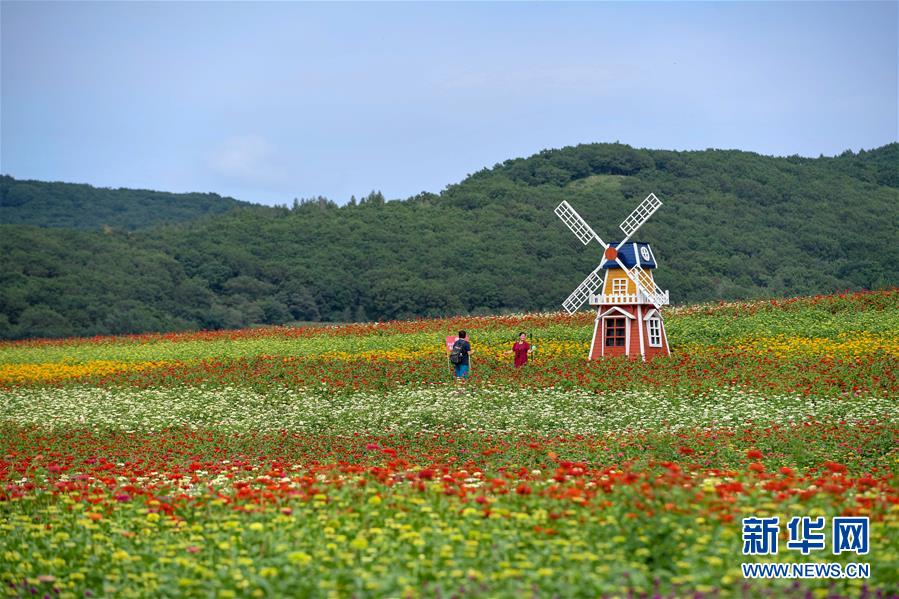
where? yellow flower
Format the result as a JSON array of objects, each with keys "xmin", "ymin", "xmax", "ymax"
[
  {"xmin": 288, "ymin": 551, "xmax": 312, "ymax": 565},
  {"xmin": 350, "ymin": 536, "xmax": 369, "ymax": 550},
  {"xmin": 0, "ymin": 360, "xmax": 171, "ymax": 384}
]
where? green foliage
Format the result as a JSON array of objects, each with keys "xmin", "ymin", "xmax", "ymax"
[
  {"xmin": 0, "ymin": 175, "xmax": 250, "ymax": 230},
  {"xmin": 1, "ymin": 143, "xmax": 897, "ymax": 339}
]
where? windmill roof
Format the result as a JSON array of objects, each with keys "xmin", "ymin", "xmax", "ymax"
[{"xmin": 601, "ymin": 242, "xmax": 658, "ymax": 269}]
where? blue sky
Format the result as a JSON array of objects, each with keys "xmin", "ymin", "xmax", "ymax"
[{"xmin": 2, "ymin": 2, "xmax": 897, "ymax": 206}]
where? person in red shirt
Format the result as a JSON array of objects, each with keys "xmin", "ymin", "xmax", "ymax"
[{"xmin": 509, "ymin": 332, "xmax": 532, "ymax": 368}]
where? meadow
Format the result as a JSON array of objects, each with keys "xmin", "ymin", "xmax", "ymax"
[{"xmin": 1, "ymin": 289, "xmax": 897, "ymax": 598}]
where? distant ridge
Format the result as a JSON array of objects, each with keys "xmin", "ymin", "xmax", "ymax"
[
  {"xmin": 1, "ymin": 142, "xmax": 896, "ymax": 339},
  {"xmin": 0, "ymin": 175, "xmax": 252, "ymax": 230}
]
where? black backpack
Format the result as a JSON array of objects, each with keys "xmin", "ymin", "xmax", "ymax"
[{"xmin": 448, "ymin": 340, "xmax": 465, "ymax": 365}]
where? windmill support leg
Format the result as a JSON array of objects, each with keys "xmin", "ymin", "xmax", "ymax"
[
  {"xmin": 588, "ymin": 307, "xmax": 602, "ymax": 360},
  {"xmin": 660, "ymin": 317, "xmax": 671, "ymax": 356},
  {"xmin": 637, "ymin": 305, "xmax": 646, "ymax": 362}
]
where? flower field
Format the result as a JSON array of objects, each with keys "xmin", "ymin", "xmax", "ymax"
[{"xmin": 1, "ymin": 289, "xmax": 897, "ymax": 598}]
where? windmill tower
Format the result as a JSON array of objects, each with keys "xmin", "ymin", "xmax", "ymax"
[{"xmin": 554, "ymin": 193, "xmax": 670, "ymax": 361}]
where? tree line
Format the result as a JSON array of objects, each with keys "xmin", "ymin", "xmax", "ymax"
[{"xmin": 1, "ymin": 142, "xmax": 896, "ymax": 339}]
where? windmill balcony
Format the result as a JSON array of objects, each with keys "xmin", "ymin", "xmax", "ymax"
[{"xmin": 589, "ymin": 291, "xmax": 670, "ymax": 306}]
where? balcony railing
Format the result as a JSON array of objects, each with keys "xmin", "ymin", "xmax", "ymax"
[{"xmin": 589, "ymin": 291, "xmax": 670, "ymax": 306}]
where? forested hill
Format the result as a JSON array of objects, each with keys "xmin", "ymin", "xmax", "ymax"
[
  {"xmin": 1, "ymin": 143, "xmax": 897, "ymax": 339},
  {"xmin": 0, "ymin": 175, "xmax": 252, "ymax": 230}
]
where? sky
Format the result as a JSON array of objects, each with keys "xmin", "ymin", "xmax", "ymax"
[{"xmin": 1, "ymin": 2, "xmax": 897, "ymax": 206}]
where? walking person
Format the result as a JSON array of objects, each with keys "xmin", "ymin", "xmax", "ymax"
[
  {"xmin": 449, "ymin": 330, "xmax": 472, "ymax": 383},
  {"xmin": 508, "ymin": 332, "xmax": 532, "ymax": 368}
]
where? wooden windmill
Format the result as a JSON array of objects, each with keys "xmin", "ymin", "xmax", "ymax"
[{"xmin": 554, "ymin": 193, "xmax": 670, "ymax": 361}]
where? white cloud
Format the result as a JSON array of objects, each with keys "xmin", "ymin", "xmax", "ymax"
[{"xmin": 208, "ymin": 134, "xmax": 288, "ymax": 187}]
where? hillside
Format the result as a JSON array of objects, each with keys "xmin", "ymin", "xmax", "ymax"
[
  {"xmin": 0, "ymin": 175, "xmax": 251, "ymax": 230},
  {"xmin": 1, "ymin": 143, "xmax": 897, "ymax": 339}
]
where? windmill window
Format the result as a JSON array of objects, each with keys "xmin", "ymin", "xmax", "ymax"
[
  {"xmin": 647, "ymin": 317, "xmax": 662, "ymax": 347},
  {"xmin": 611, "ymin": 278, "xmax": 627, "ymax": 294},
  {"xmin": 605, "ymin": 318, "xmax": 626, "ymax": 347}
]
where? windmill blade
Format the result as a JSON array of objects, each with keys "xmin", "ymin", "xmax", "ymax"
[
  {"xmin": 597, "ymin": 193, "xmax": 663, "ymax": 269},
  {"xmin": 555, "ymin": 201, "xmax": 607, "ymax": 247},
  {"xmin": 614, "ymin": 257, "xmax": 668, "ymax": 309},
  {"xmin": 614, "ymin": 257, "xmax": 648, "ymax": 296},
  {"xmin": 618, "ymin": 193, "xmax": 662, "ymax": 242},
  {"xmin": 562, "ymin": 264, "xmax": 605, "ymax": 314}
]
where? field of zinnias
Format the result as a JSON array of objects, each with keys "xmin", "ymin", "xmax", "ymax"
[{"xmin": 1, "ymin": 290, "xmax": 897, "ymax": 598}]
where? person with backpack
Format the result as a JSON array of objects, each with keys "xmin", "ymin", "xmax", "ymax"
[{"xmin": 448, "ymin": 330, "xmax": 472, "ymax": 381}]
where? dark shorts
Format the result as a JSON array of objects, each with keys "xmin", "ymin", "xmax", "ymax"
[{"xmin": 454, "ymin": 364, "xmax": 469, "ymax": 378}]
